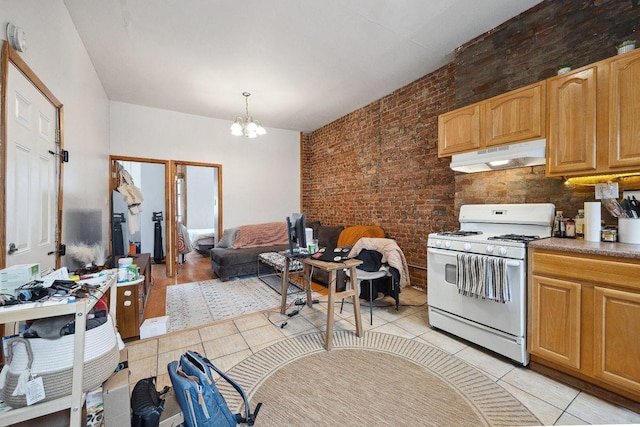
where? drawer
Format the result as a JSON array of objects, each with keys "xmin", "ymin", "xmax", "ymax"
[{"xmin": 531, "ymin": 250, "xmax": 640, "ymax": 291}]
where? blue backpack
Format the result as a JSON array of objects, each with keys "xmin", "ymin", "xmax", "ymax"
[{"xmin": 168, "ymin": 350, "xmax": 261, "ymax": 427}]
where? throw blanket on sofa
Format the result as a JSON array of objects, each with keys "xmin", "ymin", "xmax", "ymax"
[
  {"xmin": 348, "ymin": 238, "xmax": 411, "ymax": 289},
  {"xmin": 232, "ymin": 222, "xmax": 289, "ymax": 249}
]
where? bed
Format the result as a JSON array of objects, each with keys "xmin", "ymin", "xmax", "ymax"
[{"xmin": 187, "ymin": 227, "xmax": 216, "ymax": 255}]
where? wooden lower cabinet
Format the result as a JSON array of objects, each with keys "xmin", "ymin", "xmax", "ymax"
[
  {"xmin": 530, "ymin": 275, "xmax": 581, "ymax": 369},
  {"xmin": 114, "ymin": 253, "xmax": 152, "ymax": 339},
  {"xmin": 593, "ymin": 286, "xmax": 640, "ymax": 395},
  {"xmin": 116, "ymin": 280, "xmax": 142, "ymax": 339},
  {"xmin": 528, "ymin": 248, "xmax": 640, "ymax": 402}
]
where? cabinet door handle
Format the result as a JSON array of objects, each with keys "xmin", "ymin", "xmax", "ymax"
[
  {"xmin": 124, "ymin": 290, "xmax": 132, "ymax": 296},
  {"xmin": 124, "ymin": 300, "xmax": 131, "ymax": 306}
]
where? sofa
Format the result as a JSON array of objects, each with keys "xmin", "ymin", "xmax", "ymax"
[
  {"xmin": 209, "ymin": 221, "xmax": 384, "ymax": 284},
  {"xmin": 210, "ymin": 222, "xmax": 290, "ymax": 281}
]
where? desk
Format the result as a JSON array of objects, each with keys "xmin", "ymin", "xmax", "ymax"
[{"xmin": 280, "ymin": 257, "xmax": 363, "ymax": 350}]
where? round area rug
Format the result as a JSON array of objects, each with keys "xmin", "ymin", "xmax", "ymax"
[{"xmin": 218, "ymin": 332, "xmax": 540, "ymax": 427}]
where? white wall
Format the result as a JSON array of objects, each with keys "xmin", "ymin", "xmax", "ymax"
[
  {"xmin": 1, "ymin": 0, "xmax": 301, "ymax": 260},
  {"xmin": 1, "ymin": 1, "xmax": 111, "ymax": 259},
  {"xmin": 110, "ymin": 102, "xmax": 301, "ymax": 229}
]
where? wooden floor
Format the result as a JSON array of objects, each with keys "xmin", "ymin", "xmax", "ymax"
[{"xmin": 144, "ymin": 251, "xmax": 215, "ymax": 319}]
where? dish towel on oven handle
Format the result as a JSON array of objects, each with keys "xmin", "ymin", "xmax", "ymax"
[{"xmin": 456, "ymin": 254, "xmax": 510, "ymax": 303}]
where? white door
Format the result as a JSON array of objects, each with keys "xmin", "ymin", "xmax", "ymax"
[{"xmin": 5, "ymin": 62, "xmax": 59, "ymax": 273}]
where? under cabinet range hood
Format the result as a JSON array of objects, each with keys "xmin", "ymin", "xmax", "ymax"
[{"xmin": 449, "ymin": 139, "xmax": 547, "ymax": 173}]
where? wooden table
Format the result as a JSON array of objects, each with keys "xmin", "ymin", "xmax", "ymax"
[{"xmin": 280, "ymin": 256, "xmax": 364, "ymax": 350}]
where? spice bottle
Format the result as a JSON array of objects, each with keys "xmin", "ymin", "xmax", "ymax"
[
  {"xmin": 553, "ymin": 211, "xmax": 566, "ymax": 237},
  {"xmin": 575, "ymin": 209, "xmax": 584, "ymax": 239},
  {"xmin": 565, "ymin": 218, "xmax": 576, "ymax": 238}
]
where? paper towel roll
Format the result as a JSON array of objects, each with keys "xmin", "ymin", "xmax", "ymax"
[
  {"xmin": 305, "ymin": 227, "xmax": 313, "ymax": 245},
  {"xmin": 584, "ymin": 202, "xmax": 601, "ymax": 242}
]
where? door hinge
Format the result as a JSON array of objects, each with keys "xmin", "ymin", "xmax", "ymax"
[
  {"xmin": 48, "ymin": 243, "xmax": 66, "ymax": 256},
  {"xmin": 48, "ymin": 149, "xmax": 69, "ymax": 162}
]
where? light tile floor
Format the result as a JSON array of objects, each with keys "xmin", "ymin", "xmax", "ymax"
[{"xmin": 126, "ymin": 286, "xmax": 640, "ymax": 426}]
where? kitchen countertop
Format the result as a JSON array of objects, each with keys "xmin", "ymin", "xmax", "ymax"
[{"xmin": 529, "ymin": 237, "xmax": 640, "ymax": 259}]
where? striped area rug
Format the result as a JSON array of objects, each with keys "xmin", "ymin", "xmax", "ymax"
[
  {"xmin": 219, "ymin": 332, "xmax": 541, "ymax": 426},
  {"xmin": 165, "ymin": 277, "xmax": 305, "ymax": 332}
]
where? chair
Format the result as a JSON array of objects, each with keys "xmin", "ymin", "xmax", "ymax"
[{"xmin": 341, "ymin": 268, "xmax": 388, "ymax": 325}]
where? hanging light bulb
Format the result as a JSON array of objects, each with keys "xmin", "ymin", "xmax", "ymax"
[{"xmin": 230, "ymin": 92, "xmax": 267, "ymax": 138}]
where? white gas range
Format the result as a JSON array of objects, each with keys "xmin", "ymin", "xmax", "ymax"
[{"xmin": 427, "ymin": 203, "xmax": 555, "ymax": 365}]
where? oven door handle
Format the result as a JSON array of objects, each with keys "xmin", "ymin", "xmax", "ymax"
[{"xmin": 428, "ymin": 247, "xmax": 522, "ymax": 267}]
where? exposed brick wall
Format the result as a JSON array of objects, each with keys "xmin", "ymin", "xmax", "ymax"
[
  {"xmin": 302, "ymin": 65, "xmax": 457, "ymax": 288},
  {"xmin": 454, "ymin": 0, "xmax": 640, "ymax": 220},
  {"xmin": 455, "ymin": 0, "xmax": 640, "ymax": 106},
  {"xmin": 302, "ymin": 0, "xmax": 640, "ymax": 289}
]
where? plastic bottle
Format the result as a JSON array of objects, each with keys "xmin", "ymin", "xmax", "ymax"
[
  {"xmin": 575, "ymin": 209, "xmax": 584, "ymax": 239},
  {"xmin": 117, "ymin": 257, "xmax": 133, "ymax": 283},
  {"xmin": 553, "ymin": 211, "xmax": 565, "ymax": 237}
]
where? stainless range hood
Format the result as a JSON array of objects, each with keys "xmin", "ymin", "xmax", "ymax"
[{"xmin": 449, "ymin": 139, "xmax": 546, "ymax": 173}]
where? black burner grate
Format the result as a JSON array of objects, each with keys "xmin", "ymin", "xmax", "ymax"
[
  {"xmin": 487, "ymin": 234, "xmax": 541, "ymax": 243},
  {"xmin": 437, "ymin": 231, "xmax": 483, "ymax": 237}
]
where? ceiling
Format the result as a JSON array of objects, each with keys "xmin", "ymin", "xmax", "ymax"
[{"xmin": 63, "ymin": 0, "xmax": 542, "ymax": 133}]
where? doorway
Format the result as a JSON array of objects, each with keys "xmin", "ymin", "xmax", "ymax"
[
  {"xmin": 110, "ymin": 157, "xmax": 222, "ymax": 278},
  {"xmin": 110, "ymin": 156, "xmax": 172, "ymax": 276},
  {"xmin": 172, "ymin": 161, "xmax": 222, "ymax": 274}
]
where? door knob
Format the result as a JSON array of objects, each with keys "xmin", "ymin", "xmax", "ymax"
[{"xmin": 8, "ymin": 243, "xmax": 17, "ymax": 255}]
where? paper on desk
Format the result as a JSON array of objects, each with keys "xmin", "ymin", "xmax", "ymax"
[{"xmin": 41, "ymin": 267, "xmax": 70, "ymax": 287}]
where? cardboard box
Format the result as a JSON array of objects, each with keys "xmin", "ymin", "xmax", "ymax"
[
  {"xmin": 0, "ymin": 263, "xmax": 40, "ymax": 294},
  {"xmin": 140, "ymin": 316, "xmax": 169, "ymax": 339},
  {"xmin": 86, "ymin": 386, "xmax": 104, "ymax": 427},
  {"xmin": 103, "ymin": 349, "xmax": 130, "ymax": 427},
  {"xmin": 159, "ymin": 389, "xmax": 184, "ymax": 427}
]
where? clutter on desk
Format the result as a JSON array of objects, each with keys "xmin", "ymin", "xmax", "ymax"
[{"xmin": 0, "ymin": 267, "xmax": 115, "ymax": 309}]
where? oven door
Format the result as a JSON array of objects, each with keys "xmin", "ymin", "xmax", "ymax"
[{"xmin": 427, "ymin": 247, "xmax": 526, "ymax": 337}]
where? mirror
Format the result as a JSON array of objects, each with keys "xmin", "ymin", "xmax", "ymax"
[
  {"xmin": 110, "ymin": 156, "xmax": 172, "ymax": 276},
  {"xmin": 173, "ymin": 161, "xmax": 222, "ymax": 271}
]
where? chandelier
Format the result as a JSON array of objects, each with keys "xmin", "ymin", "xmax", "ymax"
[{"xmin": 230, "ymin": 92, "xmax": 266, "ymax": 138}]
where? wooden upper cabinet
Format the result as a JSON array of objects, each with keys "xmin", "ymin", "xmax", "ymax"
[
  {"xmin": 546, "ymin": 66, "xmax": 598, "ymax": 176},
  {"xmin": 485, "ymin": 82, "xmax": 545, "ymax": 147},
  {"xmin": 438, "ymin": 103, "xmax": 482, "ymax": 157},
  {"xmin": 609, "ymin": 51, "xmax": 640, "ymax": 169},
  {"xmin": 438, "ymin": 82, "xmax": 545, "ymax": 157}
]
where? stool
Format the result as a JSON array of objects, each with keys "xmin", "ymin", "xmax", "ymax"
[{"xmin": 341, "ymin": 269, "xmax": 387, "ymax": 325}]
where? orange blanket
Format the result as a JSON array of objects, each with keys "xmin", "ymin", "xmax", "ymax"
[
  {"xmin": 337, "ymin": 225, "xmax": 384, "ymax": 247},
  {"xmin": 232, "ymin": 222, "xmax": 289, "ymax": 249}
]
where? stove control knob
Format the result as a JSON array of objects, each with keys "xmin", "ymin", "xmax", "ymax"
[
  {"xmin": 464, "ymin": 243, "xmax": 472, "ymax": 251},
  {"xmin": 435, "ymin": 239, "xmax": 442, "ymax": 247},
  {"xmin": 499, "ymin": 247, "xmax": 508, "ymax": 256},
  {"xmin": 444, "ymin": 241, "xmax": 451, "ymax": 249},
  {"xmin": 486, "ymin": 245, "xmax": 495, "ymax": 254}
]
